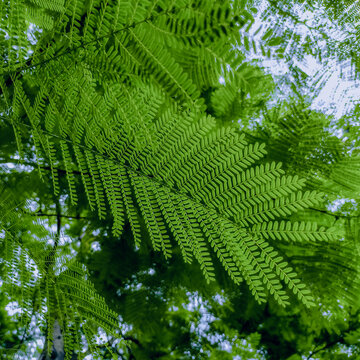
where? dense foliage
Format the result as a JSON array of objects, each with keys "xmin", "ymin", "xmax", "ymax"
[{"xmin": 1, "ymin": 0, "xmax": 360, "ymax": 359}]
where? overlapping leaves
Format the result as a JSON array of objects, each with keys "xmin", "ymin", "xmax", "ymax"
[
  {"xmin": 0, "ymin": 198, "xmax": 125, "ymax": 359},
  {"xmin": 3, "ymin": 64, "xmax": 338, "ymax": 309}
]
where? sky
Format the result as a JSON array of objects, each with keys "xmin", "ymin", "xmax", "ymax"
[{"xmin": 247, "ymin": 0, "xmax": 360, "ymax": 120}]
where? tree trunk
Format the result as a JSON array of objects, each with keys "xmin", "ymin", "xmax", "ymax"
[{"xmin": 38, "ymin": 320, "xmax": 65, "ymax": 360}]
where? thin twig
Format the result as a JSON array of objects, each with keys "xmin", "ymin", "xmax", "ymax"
[{"xmin": 30, "ymin": 212, "xmax": 91, "ymax": 220}]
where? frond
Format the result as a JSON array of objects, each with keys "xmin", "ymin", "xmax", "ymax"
[
  {"xmin": 126, "ymin": 25, "xmax": 201, "ymax": 104},
  {"xmin": 256, "ymin": 100, "xmax": 360, "ymax": 197},
  {"xmin": 7, "ymin": 79, "xmax": 330, "ymax": 308},
  {"xmin": 73, "ymin": 145, "xmax": 97, "ymax": 211},
  {"xmin": 96, "ymin": 157, "xmax": 125, "ymax": 237},
  {"xmin": 251, "ymin": 220, "xmax": 337, "ymax": 242},
  {"xmin": 118, "ymin": 164, "xmax": 142, "ymax": 246},
  {"xmin": 0, "ymin": 204, "xmax": 125, "ymax": 359},
  {"xmin": 129, "ymin": 171, "xmax": 172, "ymax": 258},
  {"xmin": 60, "ymin": 140, "xmax": 78, "ymax": 205}
]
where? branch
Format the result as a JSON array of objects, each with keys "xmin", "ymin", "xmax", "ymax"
[
  {"xmin": 123, "ymin": 336, "xmax": 143, "ymax": 349},
  {"xmin": 0, "ymin": 159, "xmax": 84, "ymax": 176},
  {"xmin": 306, "ymin": 338, "xmax": 341, "ymax": 359},
  {"xmin": 30, "ymin": 212, "xmax": 92, "ymax": 220},
  {"xmin": 309, "ymin": 207, "xmax": 360, "ymax": 219},
  {"xmin": 306, "ymin": 310, "xmax": 360, "ymax": 359}
]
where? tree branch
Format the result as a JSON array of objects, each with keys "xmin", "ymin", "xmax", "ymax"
[
  {"xmin": 30, "ymin": 212, "xmax": 92, "ymax": 220},
  {"xmin": 309, "ymin": 207, "xmax": 360, "ymax": 219},
  {"xmin": 123, "ymin": 336, "xmax": 143, "ymax": 349},
  {"xmin": 306, "ymin": 310, "xmax": 360, "ymax": 359},
  {"xmin": 0, "ymin": 159, "xmax": 84, "ymax": 176},
  {"xmin": 306, "ymin": 338, "xmax": 341, "ymax": 359}
]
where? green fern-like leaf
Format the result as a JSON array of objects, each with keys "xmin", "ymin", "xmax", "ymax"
[
  {"xmin": 0, "ymin": 203, "xmax": 124, "ymax": 358},
  {"xmin": 8, "ymin": 79, "xmax": 324, "ymax": 307},
  {"xmin": 251, "ymin": 220, "xmax": 337, "ymax": 242}
]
